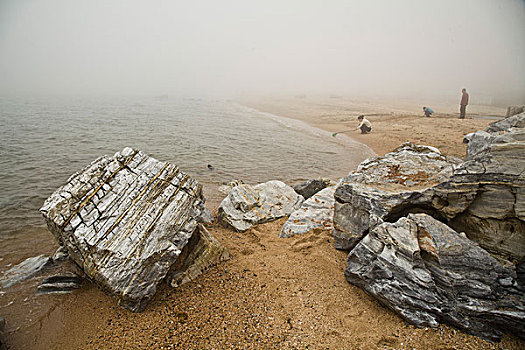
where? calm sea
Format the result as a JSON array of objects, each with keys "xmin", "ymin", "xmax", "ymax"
[
  {"xmin": 0, "ymin": 96, "xmax": 375, "ymax": 342},
  {"xmin": 0, "ymin": 96, "xmax": 374, "ymax": 266}
]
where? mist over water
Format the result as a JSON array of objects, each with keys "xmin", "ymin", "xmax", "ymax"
[
  {"xmin": 0, "ymin": 0, "xmax": 524, "ymax": 103},
  {"xmin": 0, "ymin": 97, "xmax": 372, "ymax": 238}
]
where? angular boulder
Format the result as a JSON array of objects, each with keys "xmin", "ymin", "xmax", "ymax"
[
  {"xmin": 486, "ymin": 111, "xmax": 525, "ymax": 133},
  {"xmin": 280, "ymin": 186, "xmax": 336, "ymax": 238},
  {"xmin": 218, "ymin": 180, "xmax": 304, "ymax": 232},
  {"xmin": 40, "ymin": 147, "xmax": 212, "ymax": 312},
  {"xmin": 334, "ymin": 131, "xmax": 525, "ymax": 265},
  {"xmin": 345, "ymin": 213, "xmax": 525, "ymax": 341},
  {"xmin": 333, "ymin": 143, "xmax": 460, "ymax": 250}
]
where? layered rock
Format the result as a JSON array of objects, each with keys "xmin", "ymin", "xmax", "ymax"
[
  {"xmin": 0, "ymin": 255, "xmax": 51, "ymax": 289},
  {"xmin": 486, "ymin": 111, "xmax": 525, "ymax": 132},
  {"xmin": 506, "ymin": 106, "xmax": 525, "ymax": 118},
  {"xmin": 333, "ymin": 143, "xmax": 460, "ymax": 250},
  {"xmin": 40, "ymin": 147, "xmax": 216, "ymax": 312},
  {"xmin": 218, "ymin": 180, "xmax": 304, "ymax": 232},
  {"xmin": 37, "ymin": 272, "xmax": 83, "ymax": 295},
  {"xmin": 280, "ymin": 186, "xmax": 336, "ymax": 238},
  {"xmin": 334, "ymin": 133, "xmax": 524, "ymax": 265},
  {"xmin": 167, "ymin": 224, "xmax": 229, "ymax": 287},
  {"xmin": 345, "ymin": 213, "xmax": 524, "ymax": 341},
  {"xmin": 337, "ymin": 115, "xmax": 525, "ymax": 340}
]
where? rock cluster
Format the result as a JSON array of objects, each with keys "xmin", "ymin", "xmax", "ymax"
[
  {"xmin": 334, "ymin": 113, "xmax": 525, "ymax": 340},
  {"xmin": 41, "ymin": 147, "xmax": 227, "ymax": 312},
  {"xmin": 332, "ymin": 143, "xmax": 460, "ymax": 250}
]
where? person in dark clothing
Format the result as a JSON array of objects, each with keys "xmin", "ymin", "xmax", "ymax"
[{"xmin": 460, "ymin": 88, "xmax": 469, "ymax": 119}]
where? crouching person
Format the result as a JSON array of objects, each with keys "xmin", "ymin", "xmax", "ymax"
[{"xmin": 356, "ymin": 115, "xmax": 372, "ymax": 134}]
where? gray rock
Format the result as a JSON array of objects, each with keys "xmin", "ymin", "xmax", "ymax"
[
  {"xmin": 37, "ymin": 272, "xmax": 83, "ymax": 295},
  {"xmin": 52, "ymin": 246, "xmax": 69, "ymax": 262},
  {"xmin": 506, "ymin": 106, "xmax": 525, "ymax": 118},
  {"xmin": 486, "ymin": 112, "xmax": 525, "ymax": 133},
  {"xmin": 198, "ymin": 208, "xmax": 214, "ymax": 224},
  {"xmin": 333, "ymin": 143, "xmax": 460, "ymax": 250},
  {"xmin": 333, "ymin": 136, "xmax": 525, "ymax": 264},
  {"xmin": 280, "ymin": 186, "xmax": 336, "ymax": 238},
  {"xmin": 167, "ymin": 224, "xmax": 229, "ymax": 287},
  {"xmin": 345, "ymin": 213, "xmax": 525, "ymax": 341},
  {"xmin": 0, "ymin": 255, "xmax": 51, "ymax": 289},
  {"xmin": 218, "ymin": 180, "xmax": 304, "ymax": 232},
  {"xmin": 462, "ymin": 130, "xmax": 494, "ymax": 158},
  {"xmin": 292, "ymin": 178, "xmax": 335, "ymax": 200},
  {"xmin": 40, "ymin": 147, "xmax": 211, "ymax": 312}
]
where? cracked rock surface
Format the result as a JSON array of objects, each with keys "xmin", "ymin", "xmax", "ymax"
[
  {"xmin": 280, "ymin": 186, "xmax": 336, "ymax": 238},
  {"xmin": 217, "ymin": 180, "xmax": 304, "ymax": 232},
  {"xmin": 346, "ymin": 213, "xmax": 524, "ymax": 342},
  {"xmin": 40, "ymin": 147, "xmax": 208, "ymax": 312},
  {"xmin": 332, "ymin": 142, "xmax": 460, "ymax": 251},
  {"xmin": 336, "ymin": 113, "xmax": 525, "ymax": 340}
]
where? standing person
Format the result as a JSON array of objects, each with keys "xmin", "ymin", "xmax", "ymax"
[
  {"xmin": 355, "ymin": 115, "xmax": 372, "ymax": 134},
  {"xmin": 423, "ymin": 106, "xmax": 434, "ymax": 118},
  {"xmin": 460, "ymin": 88, "xmax": 469, "ymax": 119}
]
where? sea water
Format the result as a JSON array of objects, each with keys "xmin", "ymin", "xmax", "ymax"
[{"xmin": 0, "ymin": 96, "xmax": 373, "ymax": 266}]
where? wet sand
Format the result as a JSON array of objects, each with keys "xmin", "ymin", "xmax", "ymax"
[{"xmin": 3, "ymin": 97, "xmax": 524, "ymax": 350}]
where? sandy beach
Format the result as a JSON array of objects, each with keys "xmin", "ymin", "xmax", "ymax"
[{"xmin": 4, "ymin": 97, "xmax": 524, "ymax": 350}]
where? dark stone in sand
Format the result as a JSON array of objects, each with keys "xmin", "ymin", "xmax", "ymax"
[
  {"xmin": 293, "ymin": 178, "xmax": 335, "ymax": 200},
  {"xmin": 0, "ymin": 316, "xmax": 5, "ymax": 350},
  {"xmin": 37, "ymin": 272, "xmax": 84, "ymax": 295}
]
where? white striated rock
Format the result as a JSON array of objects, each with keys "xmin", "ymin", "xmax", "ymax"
[
  {"xmin": 280, "ymin": 186, "xmax": 335, "ymax": 238},
  {"xmin": 346, "ymin": 213, "xmax": 525, "ymax": 341},
  {"xmin": 218, "ymin": 180, "xmax": 304, "ymax": 232},
  {"xmin": 40, "ymin": 147, "xmax": 210, "ymax": 312}
]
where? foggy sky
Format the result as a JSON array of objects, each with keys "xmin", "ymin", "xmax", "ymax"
[{"xmin": 1, "ymin": 0, "xmax": 524, "ymax": 102}]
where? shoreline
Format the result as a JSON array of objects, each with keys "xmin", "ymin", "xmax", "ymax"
[
  {"xmin": 4, "ymin": 97, "xmax": 524, "ymax": 349},
  {"xmin": 237, "ymin": 96, "xmax": 505, "ymax": 157}
]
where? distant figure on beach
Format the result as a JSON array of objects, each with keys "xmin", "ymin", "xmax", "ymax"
[
  {"xmin": 422, "ymin": 106, "xmax": 434, "ymax": 118},
  {"xmin": 460, "ymin": 88, "xmax": 469, "ymax": 119},
  {"xmin": 356, "ymin": 115, "xmax": 372, "ymax": 134}
]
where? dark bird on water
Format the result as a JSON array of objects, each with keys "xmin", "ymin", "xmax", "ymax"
[{"xmin": 207, "ymin": 164, "xmax": 214, "ymax": 170}]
